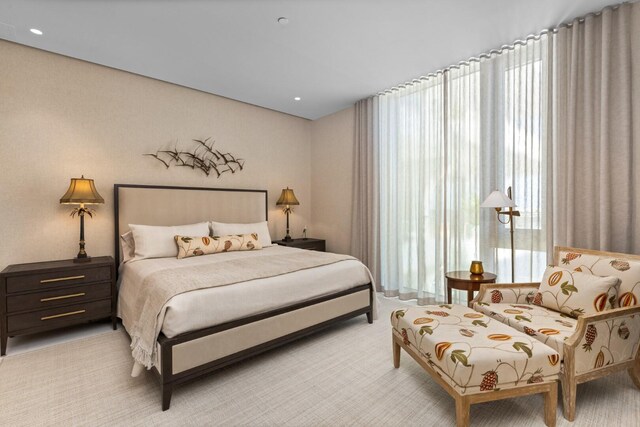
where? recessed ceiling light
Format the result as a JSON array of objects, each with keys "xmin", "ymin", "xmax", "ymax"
[
  {"xmin": 277, "ymin": 17, "xmax": 289, "ymax": 25},
  {"xmin": 30, "ymin": 28, "xmax": 43, "ymax": 35},
  {"xmin": 294, "ymin": 97, "xmax": 301, "ymax": 101}
]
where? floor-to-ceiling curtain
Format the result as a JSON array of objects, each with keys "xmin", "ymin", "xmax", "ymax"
[
  {"xmin": 374, "ymin": 36, "xmax": 550, "ymax": 304},
  {"xmin": 351, "ymin": 97, "xmax": 381, "ymax": 289},
  {"xmin": 352, "ymin": 2, "xmax": 640, "ymax": 304},
  {"xmin": 552, "ymin": 2, "xmax": 640, "ymax": 253},
  {"xmin": 378, "ymin": 76, "xmax": 447, "ymax": 302}
]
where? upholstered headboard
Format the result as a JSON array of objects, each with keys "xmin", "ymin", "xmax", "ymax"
[{"xmin": 114, "ymin": 184, "xmax": 268, "ymax": 264}]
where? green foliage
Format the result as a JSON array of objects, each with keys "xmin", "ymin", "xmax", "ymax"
[
  {"xmin": 560, "ymin": 281, "xmax": 578, "ymax": 295},
  {"xmin": 450, "ymin": 350, "xmax": 470, "ymax": 367},
  {"xmin": 512, "ymin": 342, "xmax": 533, "ymax": 358},
  {"xmin": 419, "ymin": 326, "xmax": 433, "ymax": 335}
]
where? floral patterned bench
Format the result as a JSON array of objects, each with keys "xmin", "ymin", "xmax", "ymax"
[
  {"xmin": 391, "ymin": 304, "xmax": 559, "ymax": 427},
  {"xmin": 472, "ymin": 246, "xmax": 640, "ymax": 421}
]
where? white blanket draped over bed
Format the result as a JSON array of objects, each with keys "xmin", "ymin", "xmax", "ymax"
[{"xmin": 118, "ymin": 246, "xmax": 377, "ymax": 374}]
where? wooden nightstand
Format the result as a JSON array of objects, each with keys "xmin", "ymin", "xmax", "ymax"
[
  {"xmin": 0, "ymin": 256, "xmax": 116, "ymax": 356},
  {"xmin": 273, "ymin": 238, "xmax": 326, "ymax": 252}
]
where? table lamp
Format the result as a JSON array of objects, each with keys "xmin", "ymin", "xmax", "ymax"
[
  {"xmin": 60, "ymin": 176, "xmax": 104, "ymax": 262},
  {"xmin": 276, "ymin": 187, "xmax": 299, "ymax": 242},
  {"xmin": 480, "ymin": 186, "xmax": 520, "ymax": 282}
]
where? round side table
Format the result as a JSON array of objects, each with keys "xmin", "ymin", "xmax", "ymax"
[{"xmin": 445, "ymin": 271, "xmax": 497, "ymax": 305}]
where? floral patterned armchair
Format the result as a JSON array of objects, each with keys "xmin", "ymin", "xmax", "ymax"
[{"xmin": 471, "ymin": 246, "xmax": 640, "ymax": 421}]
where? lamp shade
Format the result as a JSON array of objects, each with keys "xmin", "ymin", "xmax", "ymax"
[
  {"xmin": 276, "ymin": 187, "xmax": 300, "ymax": 206},
  {"xmin": 480, "ymin": 190, "xmax": 516, "ymax": 208},
  {"xmin": 59, "ymin": 176, "xmax": 104, "ymax": 205}
]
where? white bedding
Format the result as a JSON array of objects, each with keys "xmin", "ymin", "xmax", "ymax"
[{"xmin": 117, "ymin": 245, "xmax": 374, "ymax": 339}]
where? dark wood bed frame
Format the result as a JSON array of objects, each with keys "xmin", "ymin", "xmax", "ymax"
[{"xmin": 113, "ymin": 184, "xmax": 374, "ymax": 411}]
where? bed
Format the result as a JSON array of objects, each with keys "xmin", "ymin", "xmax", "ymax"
[{"xmin": 114, "ymin": 184, "xmax": 376, "ymax": 410}]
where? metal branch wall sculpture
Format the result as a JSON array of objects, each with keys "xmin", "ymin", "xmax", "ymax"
[{"xmin": 145, "ymin": 138, "xmax": 245, "ymax": 178}]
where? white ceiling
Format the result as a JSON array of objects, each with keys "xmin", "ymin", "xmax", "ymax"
[{"xmin": 0, "ymin": 0, "xmax": 616, "ymax": 120}]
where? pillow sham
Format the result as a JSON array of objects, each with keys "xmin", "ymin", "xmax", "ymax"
[
  {"xmin": 175, "ymin": 234, "xmax": 262, "ymax": 259},
  {"xmin": 129, "ymin": 222, "xmax": 210, "ymax": 261},
  {"xmin": 120, "ymin": 231, "xmax": 135, "ymax": 263},
  {"xmin": 210, "ymin": 221, "xmax": 273, "ymax": 248},
  {"xmin": 532, "ymin": 266, "xmax": 620, "ymax": 317}
]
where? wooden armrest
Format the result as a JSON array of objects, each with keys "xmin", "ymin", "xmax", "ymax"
[{"xmin": 566, "ymin": 305, "xmax": 640, "ymax": 347}]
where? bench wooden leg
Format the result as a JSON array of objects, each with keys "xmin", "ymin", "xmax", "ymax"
[
  {"xmin": 392, "ymin": 336, "xmax": 401, "ymax": 368},
  {"xmin": 455, "ymin": 395, "xmax": 470, "ymax": 427},
  {"xmin": 544, "ymin": 382, "xmax": 557, "ymax": 427}
]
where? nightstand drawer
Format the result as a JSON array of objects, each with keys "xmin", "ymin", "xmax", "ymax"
[
  {"xmin": 6, "ymin": 265, "xmax": 111, "ymax": 293},
  {"xmin": 274, "ymin": 238, "xmax": 326, "ymax": 252},
  {"xmin": 6, "ymin": 282, "xmax": 112, "ymax": 314},
  {"xmin": 7, "ymin": 299, "xmax": 112, "ymax": 334},
  {"xmin": 295, "ymin": 241, "xmax": 325, "ymax": 251}
]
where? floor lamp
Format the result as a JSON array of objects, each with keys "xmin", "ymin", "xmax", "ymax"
[{"xmin": 480, "ymin": 187, "xmax": 520, "ymax": 282}]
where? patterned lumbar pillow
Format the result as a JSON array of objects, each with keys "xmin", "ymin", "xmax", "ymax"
[
  {"xmin": 531, "ymin": 266, "xmax": 620, "ymax": 317},
  {"xmin": 175, "ymin": 234, "xmax": 262, "ymax": 259}
]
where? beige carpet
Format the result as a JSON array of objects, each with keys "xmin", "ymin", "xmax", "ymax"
[{"xmin": 0, "ymin": 297, "xmax": 638, "ymax": 426}]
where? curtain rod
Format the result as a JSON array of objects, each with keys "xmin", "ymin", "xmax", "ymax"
[{"xmin": 375, "ymin": 0, "xmax": 633, "ymax": 96}]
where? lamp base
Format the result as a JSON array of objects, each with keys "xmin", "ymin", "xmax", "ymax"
[
  {"xmin": 73, "ymin": 256, "xmax": 92, "ymax": 263},
  {"xmin": 282, "ymin": 236, "xmax": 293, "ymax": 242}
]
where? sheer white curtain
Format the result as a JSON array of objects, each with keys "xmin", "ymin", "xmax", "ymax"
[{"xmin": 376, "ymin": 35, "xmax": 550, "ymax": 304}]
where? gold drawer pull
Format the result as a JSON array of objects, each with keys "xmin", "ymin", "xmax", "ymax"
[
  {"xmin": 40, "ymin": 292, "xmax": 86, "ymax": 302},
  {"xmin": 41, "ymin": 310, "xmax": 86, "ymax": 321},
  {"xmin": 40, "ymin": 275, "xmax": 85, "ymax": 284}
]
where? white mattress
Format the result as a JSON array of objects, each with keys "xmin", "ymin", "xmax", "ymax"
[{"xmin": 117, "ymin": 245, "xmax": 374, "ymax": 338}]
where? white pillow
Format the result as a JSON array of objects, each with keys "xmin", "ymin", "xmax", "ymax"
[
  {"xmin": 120, "ymin": 231, "xmax": 135, "ymax": 264},
  {"xmin": 210, "ymin": 221, "xmax": 274, "ymax": 248},
  {"xmin": 129, "ymin": 222, "xmax": 210, "ymax": 261}
]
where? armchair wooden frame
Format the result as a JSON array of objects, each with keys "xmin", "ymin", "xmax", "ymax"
[{"xmin": 472, "ymin": 246, "xmax": 640, "ymax": 421}]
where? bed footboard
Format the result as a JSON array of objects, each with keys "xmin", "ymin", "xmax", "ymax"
[{"xmin": 155, "ymin": 283, "xmax": 373, "ymax": 410}]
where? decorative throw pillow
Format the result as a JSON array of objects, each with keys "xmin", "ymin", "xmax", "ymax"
[
  {"xmin": 210, "ymin": 221, "xmax": 273, "ymax": 248},
  {"xmin": 175, "ymin": 234, "xmax": 262, "ymax": 259},
  {"xmin": 532, "ymin": 266, "xmax": 620, "ymax": 317},
  {"xmin": 130, "ymin": 222, "xmax": 210, "ymax": 261},
  {"xmin": 558, "ymin": 249, "xmax": 640, "ymax": 307}
]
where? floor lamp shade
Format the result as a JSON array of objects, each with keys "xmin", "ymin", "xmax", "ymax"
[
  {"xmin": 60, "ymin": 176, "xmax": 104, "ymax": 262},
  {"xmin": 480, "ymin": 187, "xmax": 520, "ymax": 282},
  {"xmin": 276, "ymin": 187, "xmax": 299, "ymax": 242},
  {"xmin": 480, "ymin": 190, "xmax": 516, "ymax": 209}
]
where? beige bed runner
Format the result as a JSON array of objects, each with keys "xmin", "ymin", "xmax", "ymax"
[{"xmin": 127, "ymin": 251, "xmax": 362, "ymax": 369}]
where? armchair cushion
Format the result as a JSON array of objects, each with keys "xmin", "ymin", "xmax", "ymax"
[
  {"xmin": 558, "ymin": 249, "xmax": 640, "ymax": 307},
  {"xmin": 533, "ymin": 266, "xmax": 619, "ymax": 318},
  {"xmin": 473, "ymin": 302, "xmax": 577, "ymax": 359}
]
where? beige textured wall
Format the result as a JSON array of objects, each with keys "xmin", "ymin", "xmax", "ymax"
[
  {"xmin": 0, "ymin": 40, "xmax": 312, "ymax": 266},
  {"xmin": 310, "ymin": 107, "xmax": 355, "ymax": 255}
]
